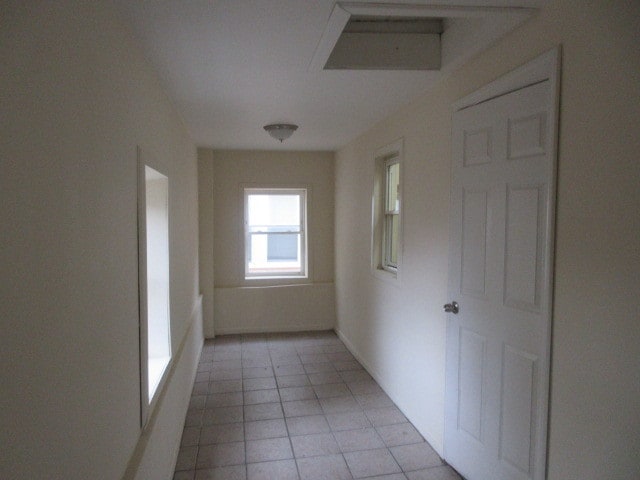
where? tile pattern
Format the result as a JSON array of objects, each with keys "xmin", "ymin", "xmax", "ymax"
[{"xmin": 174, "ymin": 331, "xmax": 461, "ymax": 480}]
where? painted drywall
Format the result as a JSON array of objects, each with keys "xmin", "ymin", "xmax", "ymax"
[
  {"xmin": 198, "ymin": 149, "xmax": 216, "ymax": 338},
  {"xmin": 0, "ymin": 2, "xmax": 200, "ymax": 480},
  {"xmin": 201, "ymin": 149, "xmax": 336, "ymax": 334},
  {"xmin": 334, "ymin": 2, "xmax": 640, "ymax": 479}
]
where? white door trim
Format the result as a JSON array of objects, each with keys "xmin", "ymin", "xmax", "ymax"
[
  {"xmin": 453, "ymin": 48, "xmax": 562, "ymax": 113},
  {"xmin": 444, "ymin": 47, "xmax": 561, "ymax": 479}
]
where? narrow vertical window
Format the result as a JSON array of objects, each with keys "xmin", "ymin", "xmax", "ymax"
[
  {"xmin": 372, "ymin": 139, "xmax": 403, "ymax": 279},
  {"xmin": 383, "ymin": 159, "xmax": 400, "ymax": 271},
  {"xmin": 144, "ymin": 166, "xmax": 171, "ymax": 400},
  {"xmin": 138, "ymin": 154, "xmax": 171, "ymax": 424},
  {"xmin": 244, "ymin": 188, "xmax": 307, "ymax": 279}
]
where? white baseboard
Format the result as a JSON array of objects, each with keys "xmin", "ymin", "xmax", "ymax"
[
  {"xmin": 336, "ymin": 327, "xmax": 443, "ymax": 457},
  {"xmin": 335, "ymin": 328, "xmax": 385, "ymax": 390}
]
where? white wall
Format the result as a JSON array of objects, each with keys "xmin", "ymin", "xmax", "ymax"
[
  {"xmin": 0, "ymin": 2, "xmax": 200, "ymax": 479},
  {"xmin": 334, "ymin": 2, "xmax": 640, "ymax": 479},
  {"xmin": 198, "ymin": 149, "xmax": 216, "ymax": 338},
  {"xmin": 201, "ymin": 149, "xmax": 336, "ymax": 334}
]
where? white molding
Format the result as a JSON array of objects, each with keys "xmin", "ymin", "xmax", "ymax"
[
  {"xmin": 340, "ymin": 2, "xmax": 536, "ymax": 19},
  {"xmin": 453, "ymin": 48, "xmax": 561, "ymax": 112},
  {"xmin": 308, "ymin": 4, "xmax": 350, "ymax": 72},
  {"xmin": 136, "ymin": 147, "xmax": 150, "ymax": 428},
  {"xmin": 374, "ymin": 137, "xmax": 404, "ymax": 160}
]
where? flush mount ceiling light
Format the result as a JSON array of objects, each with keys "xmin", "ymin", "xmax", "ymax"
[{"xmin": 264, "ymin": 124, "xmax": 298, "ymax": 142}]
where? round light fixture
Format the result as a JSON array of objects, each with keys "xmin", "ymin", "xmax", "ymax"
[{"xmin": 264, "ymin": 123, "xmax": 298, "ymax": 142}]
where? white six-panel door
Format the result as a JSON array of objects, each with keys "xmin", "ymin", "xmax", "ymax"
[{"xmin": 444, "ymin": 54, "xmax": 558, "ymax": 480}]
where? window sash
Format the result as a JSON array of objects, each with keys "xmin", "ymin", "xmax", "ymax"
[
  {"xmin": 385, "ymin": 161, "xmax": 400, "ymax": 214},
  {"xmin": 382, "ymin": 158, "xmax": 400, "ymax": 271},
  {"xmin": 248, "ymin": 225, "xmax": 302, "ymax": 233},
  {"xmin": 244, "ymin": 188, "xmax": 307, "ymax": 279}
]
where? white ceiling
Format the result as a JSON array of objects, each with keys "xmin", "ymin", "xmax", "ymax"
[{"xmin": 114, "ymin": 1, "xmax": 544, "ymax": 151}]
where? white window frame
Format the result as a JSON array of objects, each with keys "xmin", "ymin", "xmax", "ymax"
[
  {"xmin": 382, "ymin": 157, "xmax": 400, "ymax": 272},
  {"xmin": 137, "ymin": 149, "xmax": 172, "ymax": 428},
  {"xmin": 243, "ymin": 187, "xmax": 308, "ymax": 280},
  {"xmin": 371, "ymin": 139, "xmax": 403, "ymax": 282}
]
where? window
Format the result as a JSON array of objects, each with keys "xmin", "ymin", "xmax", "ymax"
[
  {"xmin": 143, "ymin": 166, "xmax": 171, "ymax": 401},
  {"xmin": 137, "ymin": 153, "xmax": 172, "ymax": 426},
  {"xmin": 372, "ymin": 139, "xmax": 403, "ymax": 278},
  {"xmin": 383, "ymin": 158, "xmax": 400, "ymax": 270},
  {"xmin": 244, "ymin": 188, "xmax": 307, "ymax": 279}
]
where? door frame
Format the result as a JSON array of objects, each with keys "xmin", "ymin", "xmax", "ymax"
[{"xmin": 444, "ymin": 47, "xmax": 561, "ymax": 478}]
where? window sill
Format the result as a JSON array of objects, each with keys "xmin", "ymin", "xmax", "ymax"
[
  {"xmin": 371, "ymin": 265, "xmax": 400, "ymax": 286},
  {"xmin": 242, "ymin": 276, "xmax": 310, "ymax": 287},
  {"xmin": 148, "ymin": 355, "xmax": 171, "ymax": 400}
]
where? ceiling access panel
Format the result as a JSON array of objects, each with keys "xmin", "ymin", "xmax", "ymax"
[{"xmin": 324, "ymin": 16, "xmax": 443, "ymax": 70}]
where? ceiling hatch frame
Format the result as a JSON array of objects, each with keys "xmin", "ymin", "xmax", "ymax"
[{"xmin": 308, "ymin": 2, "xmax": 537, "ymax": 72}]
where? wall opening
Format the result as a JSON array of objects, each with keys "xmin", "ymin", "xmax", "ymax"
[
  {"xmin": 144, "ymin": 166, "xmax": 171, "ymax": 400},
  {"xmin": 138, "ymin": 153, "xmax": 172, "ymax": 424}
]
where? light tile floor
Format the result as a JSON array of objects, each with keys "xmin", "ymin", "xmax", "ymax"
[{"xmin": 174, "ymin": 331, "xmax": 462, "ymax": 480}]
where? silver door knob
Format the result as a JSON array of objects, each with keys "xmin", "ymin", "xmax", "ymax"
[{"xmin": 443, "ymin": 301, "xmax": 459, "ymax": 314}]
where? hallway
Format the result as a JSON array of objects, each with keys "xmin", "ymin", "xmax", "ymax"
[{"xmin": 173, "ymin": 331, "xmax": 460, "ymax": 480}]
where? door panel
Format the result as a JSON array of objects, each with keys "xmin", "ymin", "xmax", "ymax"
[
  {"xmin": 463, "ymin": 128, "xmax": 493, "ymax": 166},
  {"xmin": 458, "ymin": 328, "xmax": 487, "ymax": 441},
  {"xmin": 504, "ymin": 185, "xmax": 544, "ymax": 311},
  {"xmin": 507, "ymin": 113, "xmax": 547, "ymax": 160},
  {"xmin": 461, "ymin": 189, "xmax": 489, "ymax": 297},
  {"xmin": 500, "ymin": 345, "xmax": 537, "ymax": 474},
  {"xmin": 445, "ymin": 78, "xmax": 555, "ymax": 480}
]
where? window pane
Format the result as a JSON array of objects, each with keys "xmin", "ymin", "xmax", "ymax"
[
  {"xmin": 249, "ymin": 224, "xmax": 300, "ymax": 234},
  {"xmin": 267, "ymin": 233, "xmax": 299, "ymax": 261},
  {"xmin": 385, "ymin": 214, "xmax": 399, "ymax": 267},
  {"xmin": 248, "ymin": 194, "xmax": 300, "ymax": 230},
  {"xmin": 248, "ymin": 233, "xmax": 301, "ymax": 274},
  {"xmin": 390, "ymin": 214, "xmax": 399, "ymax": 265},
  {"xmin": 386, "ymin": 162, "xmax": 400, "ymax": 212}
]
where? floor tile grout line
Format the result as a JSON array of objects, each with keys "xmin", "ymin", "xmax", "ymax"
[
  {"xmin": 238, "ymin": 341, "xmax": 249, "ymax": 480},
  {"xmin": 282, "ymin": 384, "xmax": 303, "ymax": 480},
  {"xmin": 180, "ymin": 332, "xmax": 454, "ymax": 480}
]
